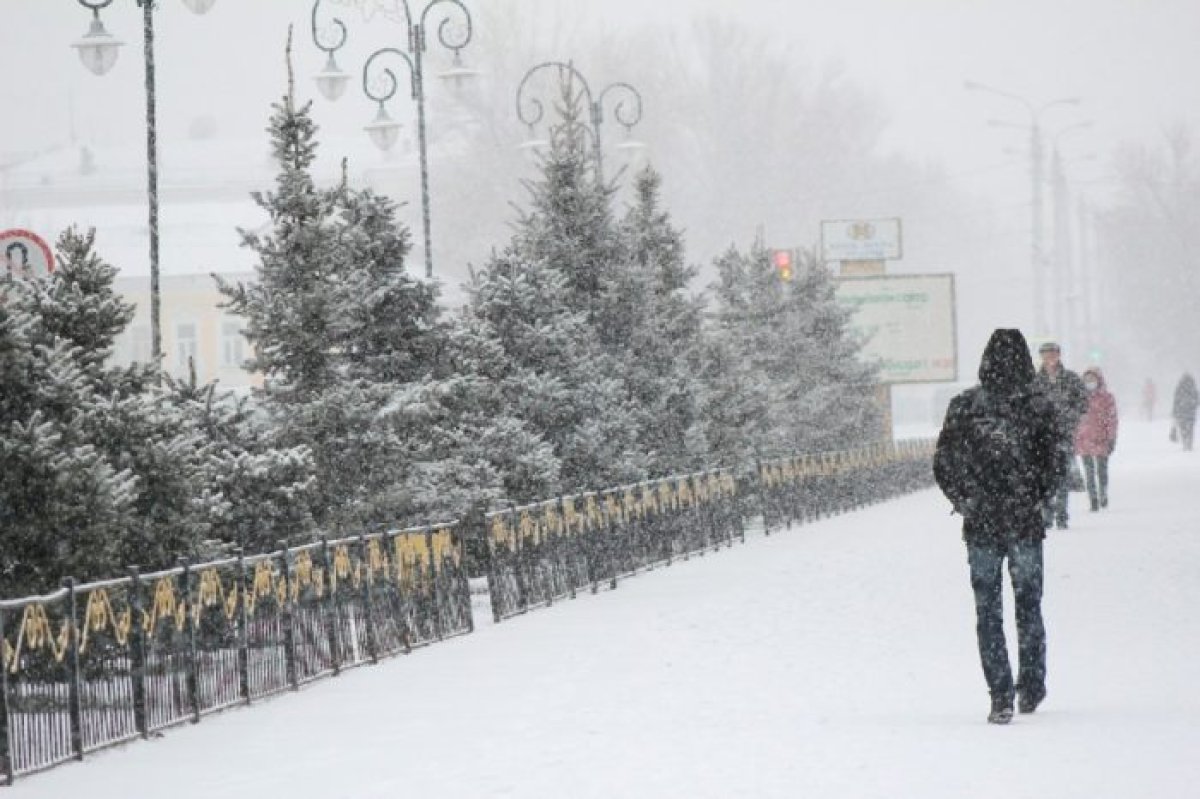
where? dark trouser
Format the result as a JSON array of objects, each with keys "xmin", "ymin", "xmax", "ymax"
[
  {"xmin": 1042, "ymin": 445, "xmax": 1074, "ymax": 527},
  {"xmin": 1082, "ymin": 455, "xmax": 1108, "ymax": 508},
  {"xmin": 1043, "ymin": 484, "xmax": 1068, "ymax": 527},
  {"xmin": 1178, "ymin": 416, "xmax": 1196, "ymax": 451},
  {"xmin": 967, "ymin": 538, "xmax": 1046, "ymax": 701}
]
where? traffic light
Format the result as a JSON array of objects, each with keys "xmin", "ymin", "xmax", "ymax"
[{"xmin": 772, "ymin": 249, "xmax": 794, "ymax": 282}]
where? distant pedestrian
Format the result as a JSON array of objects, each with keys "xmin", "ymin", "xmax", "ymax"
[
  {"xmin": 1033, "ymin": 342, "xmax": 1088, "ymax": 529},
  {"xmin": 934, "ymin": 329, "xmax": 1064, "ymax": 725},
  {"xmin": 1142, "ymin": 378, "xmax": 1157, "ymax": 421},
  {"xmin": 1075, "ymin": 368, "xmax": 1118, "ymax": 511},
  {"xmin": 1172, "ymin": 373, "xmax": 1199, "ymax": 451}
]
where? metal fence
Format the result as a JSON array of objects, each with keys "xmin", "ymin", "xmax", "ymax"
[
  {"xmin": 0, "ymin": 525, "xmax": 471, "ymax": 783},
  {"xmin": 757, "ymin": 440, "xmax": 935, "ymax": 532},
  {"xmin": 485, "ymin": 468, "xmax": 745, "ymax": 622},
  {"xmin": 485, "ymin": 440, "xmax": 936, "ymax": 624}
]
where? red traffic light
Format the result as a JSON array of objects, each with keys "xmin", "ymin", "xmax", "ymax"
[{"xmin": 772, "ymin": 249, "xmax": 794, "ymax": 282}]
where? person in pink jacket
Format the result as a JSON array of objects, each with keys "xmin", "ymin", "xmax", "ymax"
[{"xmin": 1075, "ymin": 368, "xmax": 1119, "ymax": 511}]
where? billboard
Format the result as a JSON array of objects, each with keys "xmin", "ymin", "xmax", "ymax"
[
  {"xmin": 821, "ymin": 218, "xmax": 902, "ymax": 262},
  {"xmin": 835, "ymin": 273, "xmax": 957, "ymax": 384}
]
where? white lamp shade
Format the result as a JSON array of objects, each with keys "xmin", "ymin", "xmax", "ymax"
[
  {"xmin": 437, "ymin": 64, "xmax": 481, "ymax": 89},
  {"xmin": 72, "ymin": 18, "xmax": 124, "ymax": 77},
  {"xmin": 181, "ymin": 0, "xmax": 217, "ymax": 14},
  {"xmin": 365, "ymin": 107, "xmax": 402, "ymax": 152},
  {"xmin": 437, "ymin": 51, "xmax": 479, "ymax": 90},
  {"xmin": 616, "ymin": 138, "xmax": 648, "ymax": 170},
  {"xmin": 315, "ymin": 54, "xmax": 350, "ymax": 102}
]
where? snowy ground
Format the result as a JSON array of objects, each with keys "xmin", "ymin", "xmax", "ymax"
[{"xmin": 11, "ymin": 421, "xmax": 1199, "ymax": 798}]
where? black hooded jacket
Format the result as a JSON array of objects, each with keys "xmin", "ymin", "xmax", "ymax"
[
  {"xmin": 934, "ymin": 329, "xmax": 1065, "ymax": 544},
  {"xmin": 1174, "ymin": 373, "xmax": 1199, "ymax": 420}
]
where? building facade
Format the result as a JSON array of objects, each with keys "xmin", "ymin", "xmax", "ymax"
[{"xmin": 114, "ymin": 272, "xmax": 260, "ymax": 389}]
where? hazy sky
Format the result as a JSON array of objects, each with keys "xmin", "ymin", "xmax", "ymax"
[
  {"xmin": 3, "ymin": 0, "xmax": 1197, "ymax": 209},
  {"xmin": 2, "ymin": 0, "xmax": 1196, "ymax": 398}
]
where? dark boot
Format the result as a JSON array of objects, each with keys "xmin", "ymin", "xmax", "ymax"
[
  {"xmin": 1018, "ymin": 685, "xmax": 1046, "ymax": 714},
  {"xmin": 988, "ymin": 694, "xmax": 1014, "ymax": 725}
]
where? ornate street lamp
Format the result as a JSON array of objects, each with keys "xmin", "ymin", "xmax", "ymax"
[
  {"xmin": 72, "ymin": 0, "xmax": 217, "ymax": 364},
  {"xmin": 515, "ymin": 60, "xmax": 644, "ymax": 185},
  {"xmin": 311, "ymin": 0, "xmax": 478, "ymax": 280},
  {"xmin": 309, "ymin": 3, "xmax": 350, "ymax": 102},
  {"xmin": 71, "ymin": 11, "xmax": 124, "ymax": 76}
]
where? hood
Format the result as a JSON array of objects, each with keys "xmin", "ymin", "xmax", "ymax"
[
  {"xmin": 978, "ymin": 328, "xmax": 1035, "ymax": 395},
  {"xmin": 1083, "ymin": 367, "xmax": 1107, "ymax": 390}
]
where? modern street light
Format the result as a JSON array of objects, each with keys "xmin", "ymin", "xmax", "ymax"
[
  {"xmin": 310, "ymin": 0, "xmax": 478, "ymax": 280},
  {"xmin": 72, "ymin": 0, "xmax": 217, "ymax": 364},
  {"xmin": 965, "ymin": 80, "xmax": 1081, "ymax": 335},
  {"xmin": 515, "ymin": 61, "xmax": 645, "ymax": 186},
  {"xmin": 1049, "ymin": 121, "xmax": 1094, "ymax": 352}
]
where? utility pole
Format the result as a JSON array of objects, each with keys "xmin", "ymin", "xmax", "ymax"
[
  {"xmin": 1051, "ymin": 144, "xmax": 1070, "ymax": 345},
  {"xmin": 1077, "ymin": 198, "xmax": 1095, "ymax": 354},
  {"xmin": 964, "ymin": 80, "xmax": 1082, "ymax": 336},
  {"xmin": 1030, "ymin": 123, "xmax": 1046, "ymax": 334}
]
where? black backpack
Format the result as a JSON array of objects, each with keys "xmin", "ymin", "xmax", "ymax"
[{"xmin": 966, "ymin": 390, "xmax": 1034, "ymax": 496}]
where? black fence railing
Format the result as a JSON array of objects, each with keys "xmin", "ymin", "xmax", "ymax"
[
  {"xmin": 0, "ymin": 526, "xmax": 471, "ymax": 783},
  {"xmin": 758, "ymin": 440, "xmax": 935, "ymax": 532},
  {"xmin": 484, "ymin": 440, "xmax": 936, "ymax": 624},
  {"xmin": 1, "ymin": 439, "xmax": 936, "ymax": 785},
  {"xmin": 484, "ymin": 468, "xmax": 745, "ymax": 622}
]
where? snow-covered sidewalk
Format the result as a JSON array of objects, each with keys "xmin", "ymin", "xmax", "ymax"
[{"xmin": 11, "ymin": 421, "xmax": 1199, "ymax": 798}]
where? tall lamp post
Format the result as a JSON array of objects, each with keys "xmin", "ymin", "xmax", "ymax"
[
  {"xmin": 965, "ymin": 80, "xmax": 1081, "ymax": 336},
  {"xmin": 515, "ymin": 61, "xmax": 644, "ymax": 185},
  {"xmin": 71, "ymin": 0, "xmax": 217, "ymax": 363},
  {"xmin": 310, "ymin": 0, "xmax": 478, "ymax": 280},
  {"xmin": 1049, "ymin": 121, "xmax": 1093, "ymax": 351}
]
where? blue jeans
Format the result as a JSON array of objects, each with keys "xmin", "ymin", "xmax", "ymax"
[
  {"xmin": 1043, "ymin": 451, "xmax": 1073, "ymax": 527},
  {"xmin": 967, "ymin": 539, "xmax": 1046, "ymax": 700}
]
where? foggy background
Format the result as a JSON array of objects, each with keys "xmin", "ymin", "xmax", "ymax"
[{"xmin": 2, "ymin": 0, "xmax": 1199, "ymax": 420}]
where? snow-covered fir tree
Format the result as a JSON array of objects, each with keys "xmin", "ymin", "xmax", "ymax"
[
  {"xmin": 419, "ymin": 313, "xmax": 559, "ymax": 512},
  {"xmin": 700, "ymin": 243, "xmax": 881, "ymax": 466},
  {"xmin": 219, "ymin": 50, "xmax": 488, "ymax": 533},
  {"xmin": 699, "ymin": 246, "xmax": 775, "ymax": 467},
  {"xmin": 513, "ymin": 76, "xmax": 624, "ymax": 317},
  {"xmin": 460, "ymin": 78, "xmax": 650, "ymax": 495},
  {"xmin": 613, "ymin": 166, "xmax": 707, "ymax": 474},
  {"xmin": 162, "ymin": 371, "xmax": 315, "ymax": 554},
  {"xmin": 220, "ymin": 84, "xmax": 396, "ymax": 535},
  {"xmin": 0, "ymin": 275, "xmax": 137, "ymax": 595},
  {"xmin": 1, "ymin": 229, "xmax": 242, "ymax": 593},
  {"xmin": 776, "ymin": 249, "xmax": 882, "ymax": 451},
  {"xmin": 49, "ymin": 229, "xmax": 226, "ymax": 572}
]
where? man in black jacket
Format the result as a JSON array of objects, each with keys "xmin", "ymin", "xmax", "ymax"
[
  {"xmin": 934, "ymin": 329, "xmax": 1065, "ymax": 724},
  {"xmin": 1033, "ymin": 341, "xmax": 1088, "ymax": 529},
  {"xmin": 1173, "ymin": 373, "xmax": 1199, "ymax": 451}
]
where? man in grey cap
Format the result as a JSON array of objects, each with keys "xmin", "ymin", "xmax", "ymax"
[{"xmin": 1033, "ymin": 341, "xmax": 1088, "ymax": 529}]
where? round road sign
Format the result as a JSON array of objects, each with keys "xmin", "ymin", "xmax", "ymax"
[{"xmin": 1, "ymin": 229, "xmax": 55, "ymax": 280}]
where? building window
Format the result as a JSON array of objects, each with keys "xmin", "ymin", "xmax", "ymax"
[
  {"xmin": 131, "ymin": 325, "xmax": 152, "ymax": 364},
  {"xmin": 175, "ymin": 322, "xmax": 198, "ymax": 373},
  {"xmin": 221, "ymin": 321, "xmax": 245, "ymax": 368}
]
